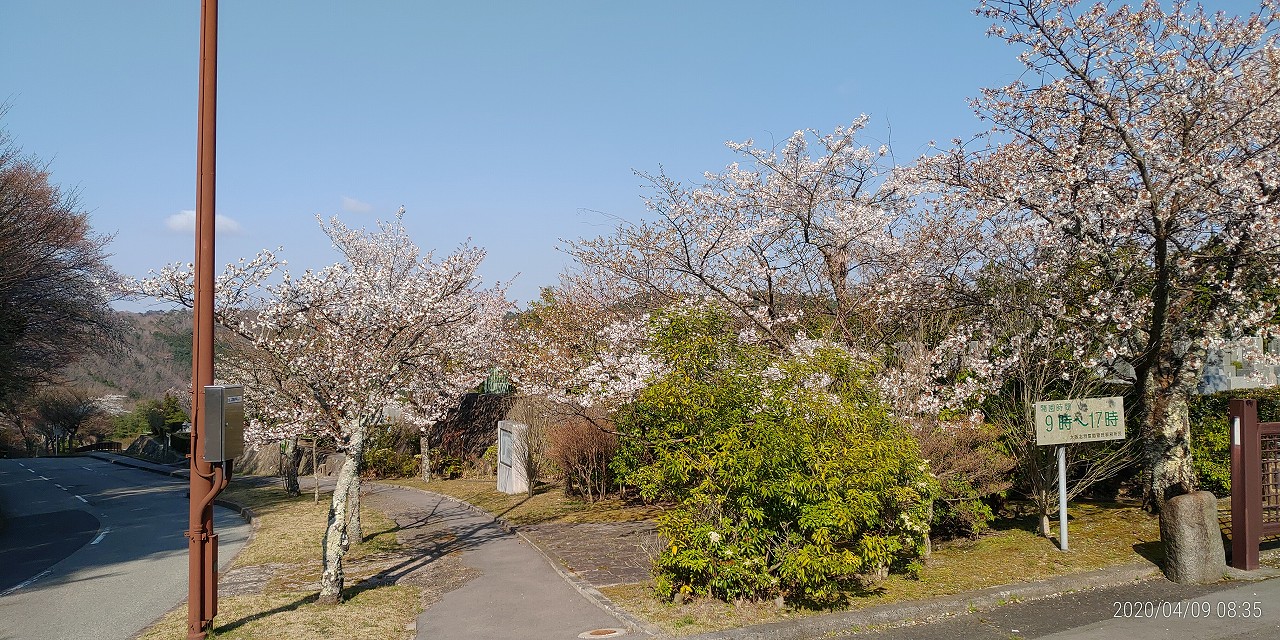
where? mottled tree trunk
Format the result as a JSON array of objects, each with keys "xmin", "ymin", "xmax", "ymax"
[
  {"xmin": 420, "ymin": 434, "xmax": 431, "ymax": 482},
  {"xmin": 283, "ymin": 437, "xmax": 302, "ymax": 497},
  {"xmin": 347, "ymin": 471, "xmax": 362, "ymax": 543},
  {"xmin": 317, "ymin": 427, "xmax": 365, "ymax": 605},
  {"xmin": 1142, "ymin": 371, "xmax": 1198, "ymax": 512}
]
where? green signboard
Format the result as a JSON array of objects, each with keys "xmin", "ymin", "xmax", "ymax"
[{"xmin": 1034, "ymin": 396, "xmax": 1126, "ymax": 446}]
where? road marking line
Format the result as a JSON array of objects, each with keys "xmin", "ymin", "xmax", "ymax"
[
  {"xmin": 82, "ymin": 466, "xmax": 94, "ymax": 471},
  {"xmin": 0, "ymin": 569, "xmax": 51, "ymax": 597},
  {"xmin": 38, "ymin": 476, "xmax": 49, "ymax": 480},
  {"xmin": 90, "ymin": 528, "xmax": 111, "ymax": 545},
  {"xmin": 26, "ymin": 469, "xmax": 34, "ymax": 473},
  {"xmin": 54, "ymin": 484, "xmax": 64, "ymax": 490},
  {"xmin": 75, "ymin": 495, "xmax": 88, "ymax": 503}
]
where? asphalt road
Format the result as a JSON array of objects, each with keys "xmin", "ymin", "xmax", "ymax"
[
  {"xmin": 0, "ymin": 456, "xmax": 249, "ymax": 640},
  {"xmin": 854, "ymin": 574, "xmax": 1280, "ymax": 640}
]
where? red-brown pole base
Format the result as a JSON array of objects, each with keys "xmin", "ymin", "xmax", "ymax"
[{"xmin": 186, "ymin": 525, "xmax": 212, "ymax": 639}]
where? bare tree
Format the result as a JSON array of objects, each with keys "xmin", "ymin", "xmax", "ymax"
[
  {"xmin": 0, "ymin": 117, "xmax": 119, "ymax": 411},
  {"xmin": 34, "ymin": 388, "xmax": 106, "ymax": 454}
]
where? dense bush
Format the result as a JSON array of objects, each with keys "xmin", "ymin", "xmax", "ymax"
[
  {"xmin": 1189, "ymin": 387, "xmax": 1280, "ymax": 497},
  {"xmin": 112, "ymin": 394, "xmax": 187, "ymax": 439},
  {"xmin": 362, "ymin": 420, "xmax": 423, "ymax": 478},
  {"xmin": 548, "ymin": 414, "xmax": 617, "ymax": 502},
  {"xmin": 614, "ymin": 304, "xmax": 933, "ymax": 606},
  {"xmin": 364, "ymin": 446, "xmax": 420, "ymax": 478},
  {"xmin": 911, "ymin": 420, "xmax": 1013, "ymax": 539}
]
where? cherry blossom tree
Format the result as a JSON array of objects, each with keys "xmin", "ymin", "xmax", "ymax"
[
  {"xmin": 918, "ymin": 0, "xmax": 1280, "ymax": 511},
  {"xmin": 501, "ymin": 271, "xmax": 659, "ymax": 422},
  {"xmin": 569, "ymin": 117, "xmax": 910, "ymax": 349},
  {"xmin": 135, "ymin": 210, "xmax": 508, "ymax": 604}
]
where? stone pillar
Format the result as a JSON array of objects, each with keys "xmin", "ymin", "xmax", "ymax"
[{"xmin": 1159, "ymin": 491, "xmax": 1226, "ymax": 584}]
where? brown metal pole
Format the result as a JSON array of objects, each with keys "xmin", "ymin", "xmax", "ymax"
[
  {"xmin": 1229, "ymin": 399, "xmax": 1253, "ymax": 569},
  {"xmin": 188, "ymin": 1, "xmax": 219, "ymax": 638}
]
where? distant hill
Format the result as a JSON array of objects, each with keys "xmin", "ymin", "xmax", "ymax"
[{"xmin": 60, "ymin": 310, "xmax": 194, "ymax": 408}]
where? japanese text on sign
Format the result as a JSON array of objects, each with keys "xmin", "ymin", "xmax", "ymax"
[{"xmin": 1033, "ymin": 396, "xmax": 1126, "ymax": 446}]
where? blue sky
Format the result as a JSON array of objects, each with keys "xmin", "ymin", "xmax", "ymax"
[{"xmin": 0, "ymin": 1, "xmax": 1259, "ymax": 309}]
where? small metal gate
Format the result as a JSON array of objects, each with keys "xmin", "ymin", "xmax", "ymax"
[{"xmin": 1228, "ymin": 399, "xmax": 1280, "ymax": 570}]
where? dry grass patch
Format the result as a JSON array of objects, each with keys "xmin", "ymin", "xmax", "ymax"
[
  {"xmin": 602, "ymin": 500, "xmax": 1161, "ymax": 636},
  {"xmin": 137, "ymin": 585, "xmax": 421, "ymax": 640},
  {"xmin": 221, "ymin": 482, "xmax": 399, "ymax": 568},
  {"xmin": 137, "ymin": 479, "xmax": 422, "ymax": 640},
  {"xmin": 380, "ymin": 477, "xmax": 662, "ymax": 525}
]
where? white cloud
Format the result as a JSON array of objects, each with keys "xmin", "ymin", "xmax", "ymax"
[
  {"xmin": 341, "ymin": 196, "xmax": 373, "ymax": 214},
  {"xmin": 165, "ymin": 210, "xmax": 243, "ymax": 234}
]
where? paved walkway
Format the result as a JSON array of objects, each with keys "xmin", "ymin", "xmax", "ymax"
[
  {"xmin": 521, "ymin": 520, "xmax": 659, "ymax": 588},
  {"xmin": 364, "ymin": 484, "xmax": 633, "ymax": 640}
]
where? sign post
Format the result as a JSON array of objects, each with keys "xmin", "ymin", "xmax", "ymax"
[
  {"xmin": 1034, "ymin": 396, "xmax": 1126, "ymax": 551},
  {"xmin": 1057, "ymin": 445, "xmax": 1068, "ymax": 550}
]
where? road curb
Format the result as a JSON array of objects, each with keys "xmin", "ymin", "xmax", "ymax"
[
  {"xmin": 372, "ymin": 481, "xmax": 663, "ymax": 637},
  {"xmin": 82, "ymin": 452, "xmax": 257, "ymax": 530},
  {"xmin": 680, "ymin": 563, "xmax": 1164, "ymax": 640},
  {"xmin": 678, "ymin": 549, "xmax": 1280, "ymax": 640},
  {"xmin": 83, "ymin": 452, "xmax": 188, "ymax": 479},
  {"xmin": 213, "ymin": 498, "xmax": 257, "ymax": 527}
]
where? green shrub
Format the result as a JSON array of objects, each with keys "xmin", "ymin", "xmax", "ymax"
[
  {"xmin": 363, "ymin": 446, "xmax": 420, "ymax": 478},
  {"xmin": 1189, "ymin": 386, "xmax": 1280, "ymax": 497},
  {"xmin": 911, "ymin": 420, "xmax": 1013, "ymax": 539},
  {"xmin": 932, "ymin": 497, "xmax": 995, "ymax": 538},
  {"xmin": 480, "ymin": 443, "xmax": 499, "ymax": 477},
  {"xmin": 361, "ymin": 420, "xmax": 423, "ymax": 478},
  {"xmin": 428, "ymin": 451, "xmax": 465, "ymax": 479},
  {"xmin": 615, "ymin": 304, "xmax": 932, "ymax": 606}
]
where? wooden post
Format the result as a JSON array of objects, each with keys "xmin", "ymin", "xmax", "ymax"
[{"xmin": 1229, "ymin": 399, "xmax": 1260, "ymax": 570}]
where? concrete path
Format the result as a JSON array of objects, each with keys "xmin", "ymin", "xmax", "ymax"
[{"xmin": 364, "ymin": 484, "xmax": 631, "ymax": 640}]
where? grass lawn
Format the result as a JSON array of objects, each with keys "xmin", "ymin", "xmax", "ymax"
[
  {"xmin": 136, "ymin": 479, "xmax": 421, "ymax": 640},
  {"xmin": 600, "ymin": 500, "xmax": 1162, "ymax": 636}
]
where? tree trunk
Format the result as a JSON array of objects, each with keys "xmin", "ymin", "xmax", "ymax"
[
  {"xmin": 283, "ymin": 437, "xmax": 302, "ymax": 497},
  {"xmin": 313, "ymin": 438, "xmax": 320, "ymax": 504},
  {"xmin": 922, "ymin": 501, "xmax": 934, "ymax": 561},
  {"xmin": 347, "ymin": 471, "xmax": 362, "ymax": 543},
  {"xmin": 317, "ymin": 427, "xmax": 365, "ymax": 605},
  {"xmin": 420, "ymin": 434, "xmax": 431, "ymax": 482},
  {"xmin": 1142, "ymin": 372, "xmax": 1198, "ymax": 512}
]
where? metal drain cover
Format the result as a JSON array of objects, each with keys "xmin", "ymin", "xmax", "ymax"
[{"xmin": 577, "ymin": 629, "xmax": 626, "ymax": 638}]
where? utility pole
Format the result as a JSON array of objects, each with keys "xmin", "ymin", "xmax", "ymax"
[{"xmin": 188, "ymin": 1, "xmax": 223, "ymax": 638}]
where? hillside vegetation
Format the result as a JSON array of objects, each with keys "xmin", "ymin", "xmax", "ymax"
[{"xmin": 61, "ymin": 310, "xmax": 193, "ymax": 407}]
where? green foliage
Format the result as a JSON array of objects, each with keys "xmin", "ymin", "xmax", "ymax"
[
  {"xmin": 481, "ymin": 443, "xmax": 499, "ymax": 476},
  {"xmin": 615, "ymin": 304, "xmax": 932, "ymax": 606},
  {"xmin": 911, "ymin": 421, "xmax": 1013, "ymax": 540},
  {"xmin": 363, "ymin": 447, "xmax": 420, "ymax": 478},
  {"xmin": 361, "ymin": 421, "xmax": 422, "ymax": 478},
  {"xmin": 932, "ymin": 497, "xmax": 995, "ymax": 539},
  {"xmin": 1188, "ymin": 386, "xmax": 1280, "ymax": 497},
  {"xmin": 113, "ymin": 394, "xmax": 187, "ymax": 439},
  {"xmin": 430, "ymin": 451, "xmax": 465, "ymax": 479},
  {"xmin": 153, "ymin": 330, "xmax": 193, "ymax": 370}
]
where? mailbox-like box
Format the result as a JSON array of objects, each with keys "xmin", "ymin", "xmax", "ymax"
[{"xmin": 203, "ymin": 385, "xmax": 245, "ymax": 462}]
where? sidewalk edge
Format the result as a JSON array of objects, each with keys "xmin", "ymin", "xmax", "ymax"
[{"xmin": 373, "ymin": 481, "xmax": 665, "ymax": 637}]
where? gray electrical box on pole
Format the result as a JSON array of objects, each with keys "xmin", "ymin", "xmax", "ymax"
[{"xmin": 203, "ymin": 385, "xmax": 245, "ymax": 462}]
